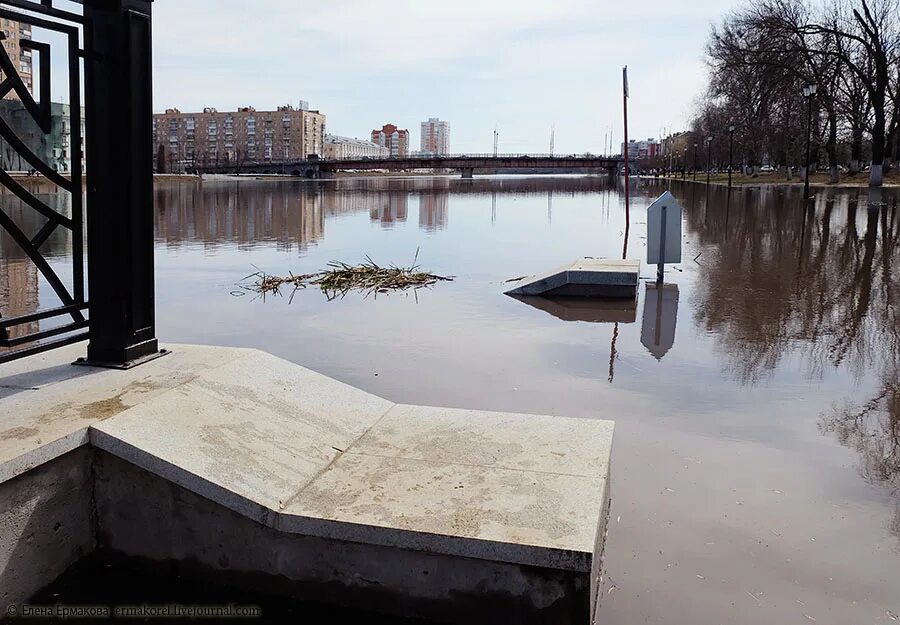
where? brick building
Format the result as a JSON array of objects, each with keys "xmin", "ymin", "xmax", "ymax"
[
  {"xmin": 152, "ymin": 104, "xmax": 326, "ymax": 172},
  {"xmin": 371, "ymin": 123, "xmax": 409, "ymax": 157},
  {"xmin": 0, "ymin": 18, "xmax": 32, "ymax": 100}
]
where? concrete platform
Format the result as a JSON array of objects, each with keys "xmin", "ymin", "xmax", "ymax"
[
  {"xmin": 504, "ymin": 258, "xmax": 640, "ymax": 299},
  {"xmin": 1, "ymin": 344, "xmax": 613, "ymax": 624}
]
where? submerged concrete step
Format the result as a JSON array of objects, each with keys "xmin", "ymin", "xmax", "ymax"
[{"xmin": 504, "ymin": 258, "xmax": 640, "ymax": 299}]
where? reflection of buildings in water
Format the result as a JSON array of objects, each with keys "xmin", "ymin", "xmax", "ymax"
[
  {"xmin": 154, "ymin": 183, "xmax": 324, "ymax": 251},
  {"xmin": 1, "ymin": 183, "xmax": 76, "ymax": 353},
  {"xmin": 0, "ymin": 258, "xmax": 39, "ymax": 350},
  {"xmin": 0, "ymin": 183, "xmax": 74, "ymax": 260},
  {"xmin": 418, "ymin": 192, "xmax": 449, "ymax": 232},
  {"xmin": 150, "ymin": 176, "xmax": 619, "ymax": 246},
  {"xmin": 640, "ymin": 282, "xmax": 679, "ymax": 360},
  {"xmin": 369, "ymin": 194, "xmax": 408, "ymax": 227}
]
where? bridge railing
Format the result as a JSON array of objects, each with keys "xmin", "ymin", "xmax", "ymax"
[{"xmin": 324, "ymin": 153, "xmax": 618, "ymax": 161}]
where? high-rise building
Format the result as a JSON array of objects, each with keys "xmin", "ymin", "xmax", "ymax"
[
  {"xmin": 152, "ymin": 104, "xmax": 326, "ymax": 172},
  {"xmin": 420, "ymin": 118, "xmax": 450, "ymax": 155},
  {"xmin": 371, "ymin": 123, "xmax": 409, "ymax": 157},
  {"xmin": 0, "ymin": 18, "xmax": 33, "ymax": 100}
]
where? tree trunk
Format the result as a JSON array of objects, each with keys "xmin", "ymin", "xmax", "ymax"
[{"xmin": 850, "ymin": 123, "xmax": 863, "ymax": 174}]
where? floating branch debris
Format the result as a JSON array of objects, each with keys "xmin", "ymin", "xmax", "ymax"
[{"xmin": 241, "ymin": 251, "xmax": 453, "ymax": 301}]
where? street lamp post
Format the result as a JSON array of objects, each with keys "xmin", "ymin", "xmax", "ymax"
[
  {"xmin": 802, "ymin": 83, "xmax": 818, "ymax": 199},
  {"xmin": 728, "ymin": 123, "xmax": 736, "ymax": 188},
  {"xmin": 692, "ymin": 142, "xmax": 698, "ymax": 181},
  {"xmin": 705, "ymin": 136, "xmax": 713, "ymax": 185}
]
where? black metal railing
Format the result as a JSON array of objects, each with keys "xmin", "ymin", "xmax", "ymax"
[{"xmin": 0, "ymin": 0, "xmax": 160, "ymax": 368}]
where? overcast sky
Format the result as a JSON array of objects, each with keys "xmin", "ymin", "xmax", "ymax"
[{"xmin": 150, "ymin": 0, "xmax": 740, "ymax": 154}]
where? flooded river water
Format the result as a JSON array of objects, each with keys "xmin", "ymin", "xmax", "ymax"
[{"xmin": 2, "ymin": 175, "xmax": 899, "ymax": 624}]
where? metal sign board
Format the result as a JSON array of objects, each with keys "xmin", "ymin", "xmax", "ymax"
[{"xmin": 646, "ymin": 191, "xmax": 683, "ymax": 265}]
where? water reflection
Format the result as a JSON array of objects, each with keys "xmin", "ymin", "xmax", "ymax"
[
  {"xmin": 4, "ymin": 175, "xmax": 900, "ymax": 622},
  {"xmin": 678, "ymin": 183, "xmax": 899, "ymax": 385},
  {"xmin": 0, "ymin": 184, "xmax": 73, "ymax": 355},
  {"xmin": 152, "ymin": 176, "xmax": 614, "ymax": 249},
  {"xmin": 640, "ymin": 282, "xmax": 679, "ymax": 360},
  {"xmin": 509, "ymin": 295, "xmax": 637, "ymax": 323},
  {"xmin": 666, "ymin": 180, "xmax": 900, "ymax": 544}
]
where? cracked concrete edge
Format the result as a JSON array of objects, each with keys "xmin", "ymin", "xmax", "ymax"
[{"xmin": 0, "ymin": 427, "xmax": 91, "ymax": 484}]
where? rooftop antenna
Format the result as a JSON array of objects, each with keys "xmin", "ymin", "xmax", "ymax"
[
  {"xmin": 493, "ymin": 124, "xmax": 499, "ymax": 157},
  {"xmin": 550, "ymin": 125, "xmax": 555, "ymax": 156}
]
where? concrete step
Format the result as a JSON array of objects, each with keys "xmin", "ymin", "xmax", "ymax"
[{"xmin": 1, "ymin": 344, "xmax": 613, "ymax": 624}]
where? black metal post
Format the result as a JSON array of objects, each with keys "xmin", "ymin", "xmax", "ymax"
[
  {"xmin": 728, "ymin": 129, "xmax": 734, "ymax": 188},
  {"xmin": 804, "ymin": 93, "xmax": 813, "ymax": 199},
  {"xmin": 80, "ymin": 0, "xmax": 163, "ymax": 368},
  {"xmin": 706, "ymin": 139, "xmax": 711, "ymax": 186}
]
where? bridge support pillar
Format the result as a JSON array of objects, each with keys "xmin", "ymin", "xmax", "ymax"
[{"xmin": 460, "ymin": 168, "xmax": 474, "ymax": 179}]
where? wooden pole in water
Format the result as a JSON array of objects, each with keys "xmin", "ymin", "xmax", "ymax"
[{"xmin": 622, "ymin": 66, "xmax": 630, "ymax": 260}]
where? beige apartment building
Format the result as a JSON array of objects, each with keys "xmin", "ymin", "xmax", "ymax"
[
  {"xmin": 0, "ymin": 18, "xmax": 33, "ymax": 99},
  {"xmin": 152, "ymin": 104, "xmax": 326, "ymax": 172},
  {"xmin": 420, "ymin": 117, "xmax": 450, "ymax": 155},
  {"xmin": 324, "ymin": 134, "xmax": 389, "ymax": 159},
  {"xmin": 371, "ymin": 123, "xmax": 409, "ymax": 157}
]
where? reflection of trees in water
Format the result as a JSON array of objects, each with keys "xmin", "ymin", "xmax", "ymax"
[
  {"xmin": 820, "ymin": 382, "xmax": 900, "ymax": 543},
  {"xmin": 681, "ymin": 185, "xmax": 899, "ymax": 386},
  {"xmin": 677, "ymin": 182, "xmax": 900, "ymax": 540}
]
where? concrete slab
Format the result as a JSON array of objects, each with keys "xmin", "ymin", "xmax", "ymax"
[
  {"xmin": 280, "ymin": 453, "xmax": 607, "ymax": 572},
  {"xmin": 91, "ymin": 350, "xmax": 394, "ymax": 524},
  {"xmin": 504, "ymin": 258, "xmax": 639, "ymax": 298},
  {"xmin": 347, "ymin": 404, "xmax": 614, "ymax": 477},
  {"xmin": 0, "ymin": 344, "xmax": 248, "ymax": 484},
  {"xmin": 2, "ymin": 343, "xmax": 614, "ymax": 622}
]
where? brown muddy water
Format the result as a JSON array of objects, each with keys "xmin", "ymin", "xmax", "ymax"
[{"xmin": 2, "ymin": 175, "xmax": 899, "ymax": 624}]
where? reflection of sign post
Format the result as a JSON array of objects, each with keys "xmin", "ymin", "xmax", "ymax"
[
  {"xmin": 647, "ymin": 191, "xmax": 683, "ymax": 282},
  {"xmin": 641, "ymin": 282, "xmax": 679, "ymax": 360}
]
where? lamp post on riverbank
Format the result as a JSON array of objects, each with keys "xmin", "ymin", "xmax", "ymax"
[
  {"xmin": 803, "ymin": 83, "xmax": 817, "ymax": 199},
  {"xmin": 705, "ymin": 136, "xmax": 712, "ymax": 185},
  {"xmin": 728, "ymin": 123, "xmax": 735, "ymax": 188},
  {"xmin": 692, "ymin": 142, "xmax": 698, "ymax": 181}
]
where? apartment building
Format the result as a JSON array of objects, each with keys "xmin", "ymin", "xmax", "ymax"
[
  {"xmin": 371, "ymin": 123, "xmax": 409, "ymax": 157},
  {"xmin": 420, "ymin": 117, "xmax": 450, "ymax": 155},
  {"xmin": 323, "ymin": 134, "xmax": 389, "ymax": 159},
  {"xmin": 0, "ymin": 100, "xmax": 84, "ymax": 172},
  {"xmin": 0, "ymin": 18, "xmax": 33, "ymax": 99},
  {"xmin": 621, "ymin": 138, "xmax": 660, "ymax": 160},
  {"xmin": 152, "ymin": 104, "xmax": 326, "ymax": 172}
]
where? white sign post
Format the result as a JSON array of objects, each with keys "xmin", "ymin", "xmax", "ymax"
[{"xmin": 646, "ymin": 191, "xmax": 683, "ymax": 282}]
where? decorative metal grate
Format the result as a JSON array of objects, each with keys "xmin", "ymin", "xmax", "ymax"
[{"xmin": 0, "ymin": 0, "xmax": 88, "ymax": 363}]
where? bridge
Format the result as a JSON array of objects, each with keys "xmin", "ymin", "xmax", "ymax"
[{"xmin": 200, "ymin": 153, "xmax": 623, "ymax": 178}]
